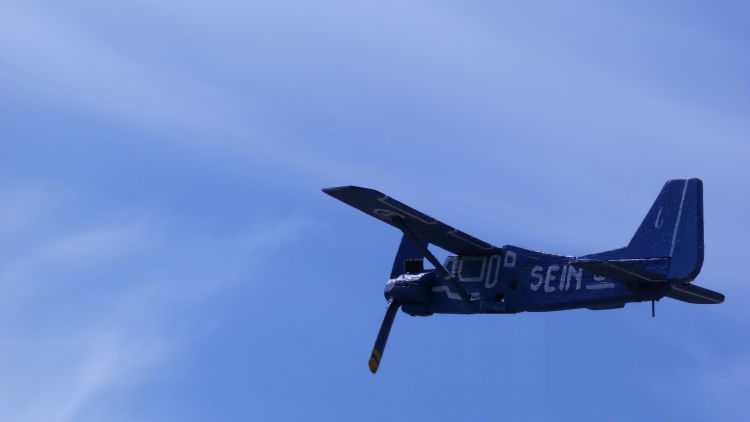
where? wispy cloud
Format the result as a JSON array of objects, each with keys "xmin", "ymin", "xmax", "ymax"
[
  {"xmin": 0, "ymin": 182, "xmax": 311, "ymax": 422},
  {"xmin": 2, "ymin": 1, "xmax": 746, "ymax": 192},
  {"xmin": 0, "ymin": 4, "xmax": 248, "ymax": 140}
]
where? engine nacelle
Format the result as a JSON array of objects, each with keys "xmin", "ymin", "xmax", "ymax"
[{"xmin": 384, "ymin": 272, "xmax": 436, "ymax": 306}]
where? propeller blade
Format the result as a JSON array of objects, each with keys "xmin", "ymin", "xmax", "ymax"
[{"xmin": 369, "ymin": 299, "xmax": 400, "ymax": 374}]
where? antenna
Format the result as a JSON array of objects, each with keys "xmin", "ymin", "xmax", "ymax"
[{"xmin": 651, "ymin": 300, "xmax": 655, "ymax": 318}]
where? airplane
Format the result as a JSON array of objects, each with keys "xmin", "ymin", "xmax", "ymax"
[{"xmin": 322, "ymin": 178, "xmax": 724, "ymax": 374}]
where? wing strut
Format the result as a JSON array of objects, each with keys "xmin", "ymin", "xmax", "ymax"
[{"xmin": 391, "ymin": 217, "xmax": 475, "ymax": 308}]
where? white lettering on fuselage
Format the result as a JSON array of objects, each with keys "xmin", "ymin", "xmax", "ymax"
[
  {"xmin": 544, "ymin": 265, "xmax": 560, "ymax": 292},
  {"xmin": 530, "ymin": 264, "xmax": 585, "ymax": 292},
  {"xmin": 504, "ymin": 251, "xmax": 517, "ymax": 268},
  {"xmin": 485, "ymin": 255, "xmax": 502, "ymax": 289},
  {"xmin": 530, "ymin": 266, "xmax": 544, "ymax": 291}
]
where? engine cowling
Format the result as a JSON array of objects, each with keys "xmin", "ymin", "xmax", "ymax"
[{"xmin": 384, "ymin": 271, "xmax": 436, "ymax": 316}]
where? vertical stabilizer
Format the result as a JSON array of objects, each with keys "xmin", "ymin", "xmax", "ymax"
[{"xmin": 627, "ymin": 179, "xmax": 703, "ymax": 281}]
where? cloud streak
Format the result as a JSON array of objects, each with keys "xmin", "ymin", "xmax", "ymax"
[{"xmin": 0, "ymin": 182, "xmax": 311, "ymax": 422}]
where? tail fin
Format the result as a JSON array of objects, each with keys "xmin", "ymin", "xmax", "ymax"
[
  {"xmin": 628, "ymin": 178, "xmax": 704, "ymax": 281},
  {"xmin": 582, "ymin": 179, "xmax": 704, "ymax": 282}
]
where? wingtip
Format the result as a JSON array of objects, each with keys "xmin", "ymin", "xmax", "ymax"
[
  {"xmin": 321, "ymin": 186, "xmax": 379, "ymax": 196},
  {"xmin": 321, "ymin": 186, "xmax": 348, "ymax": 196}
]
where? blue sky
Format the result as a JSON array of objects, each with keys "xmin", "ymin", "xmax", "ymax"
[{"xmin": 1, "ymin": 1, "xmax": 748, "ymax": 421}]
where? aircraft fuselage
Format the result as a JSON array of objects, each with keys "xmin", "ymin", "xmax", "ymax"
[{"xmin": 389, "ymin": 245, "xmax": 670, "ymax": 316}]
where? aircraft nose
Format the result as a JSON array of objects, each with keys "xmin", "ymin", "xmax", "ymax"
[{"xmin": 384, "ymin": 279, "xmax": 396, "ymax": 300}]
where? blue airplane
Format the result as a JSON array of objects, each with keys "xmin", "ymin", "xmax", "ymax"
[{"xmin": 322, "ymin": 178, "xmax": 724, "ymax": 373}]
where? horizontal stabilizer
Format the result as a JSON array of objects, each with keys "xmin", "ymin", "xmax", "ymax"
[
  {"xmin": 667, "ymin": 283, "xmax": 724, "ymax": 304},
  {"xmin": 322, "ymin": 186, "xmax": 498, "ymax": 255},
  {"xmin": 573, "ymin": 258, "xmax": 670, "ymax": 283}
]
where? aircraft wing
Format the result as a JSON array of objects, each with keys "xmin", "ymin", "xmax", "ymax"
[{"xmin": 322, "ymin": 186, "xmax": 499, "ymax": 255}]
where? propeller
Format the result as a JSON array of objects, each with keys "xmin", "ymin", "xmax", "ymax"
[
  {"xmin": 368, "ymin": 299, "xmax": 400, "ymax": 374},
  {"xmin": 368, "ymin": 219, "xmax": 475, "ymax": 374}
]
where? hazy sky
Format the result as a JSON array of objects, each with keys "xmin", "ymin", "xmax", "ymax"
[{"xmin": 1, "ymin": 1, "xmax": 749, "ymax": 421}]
